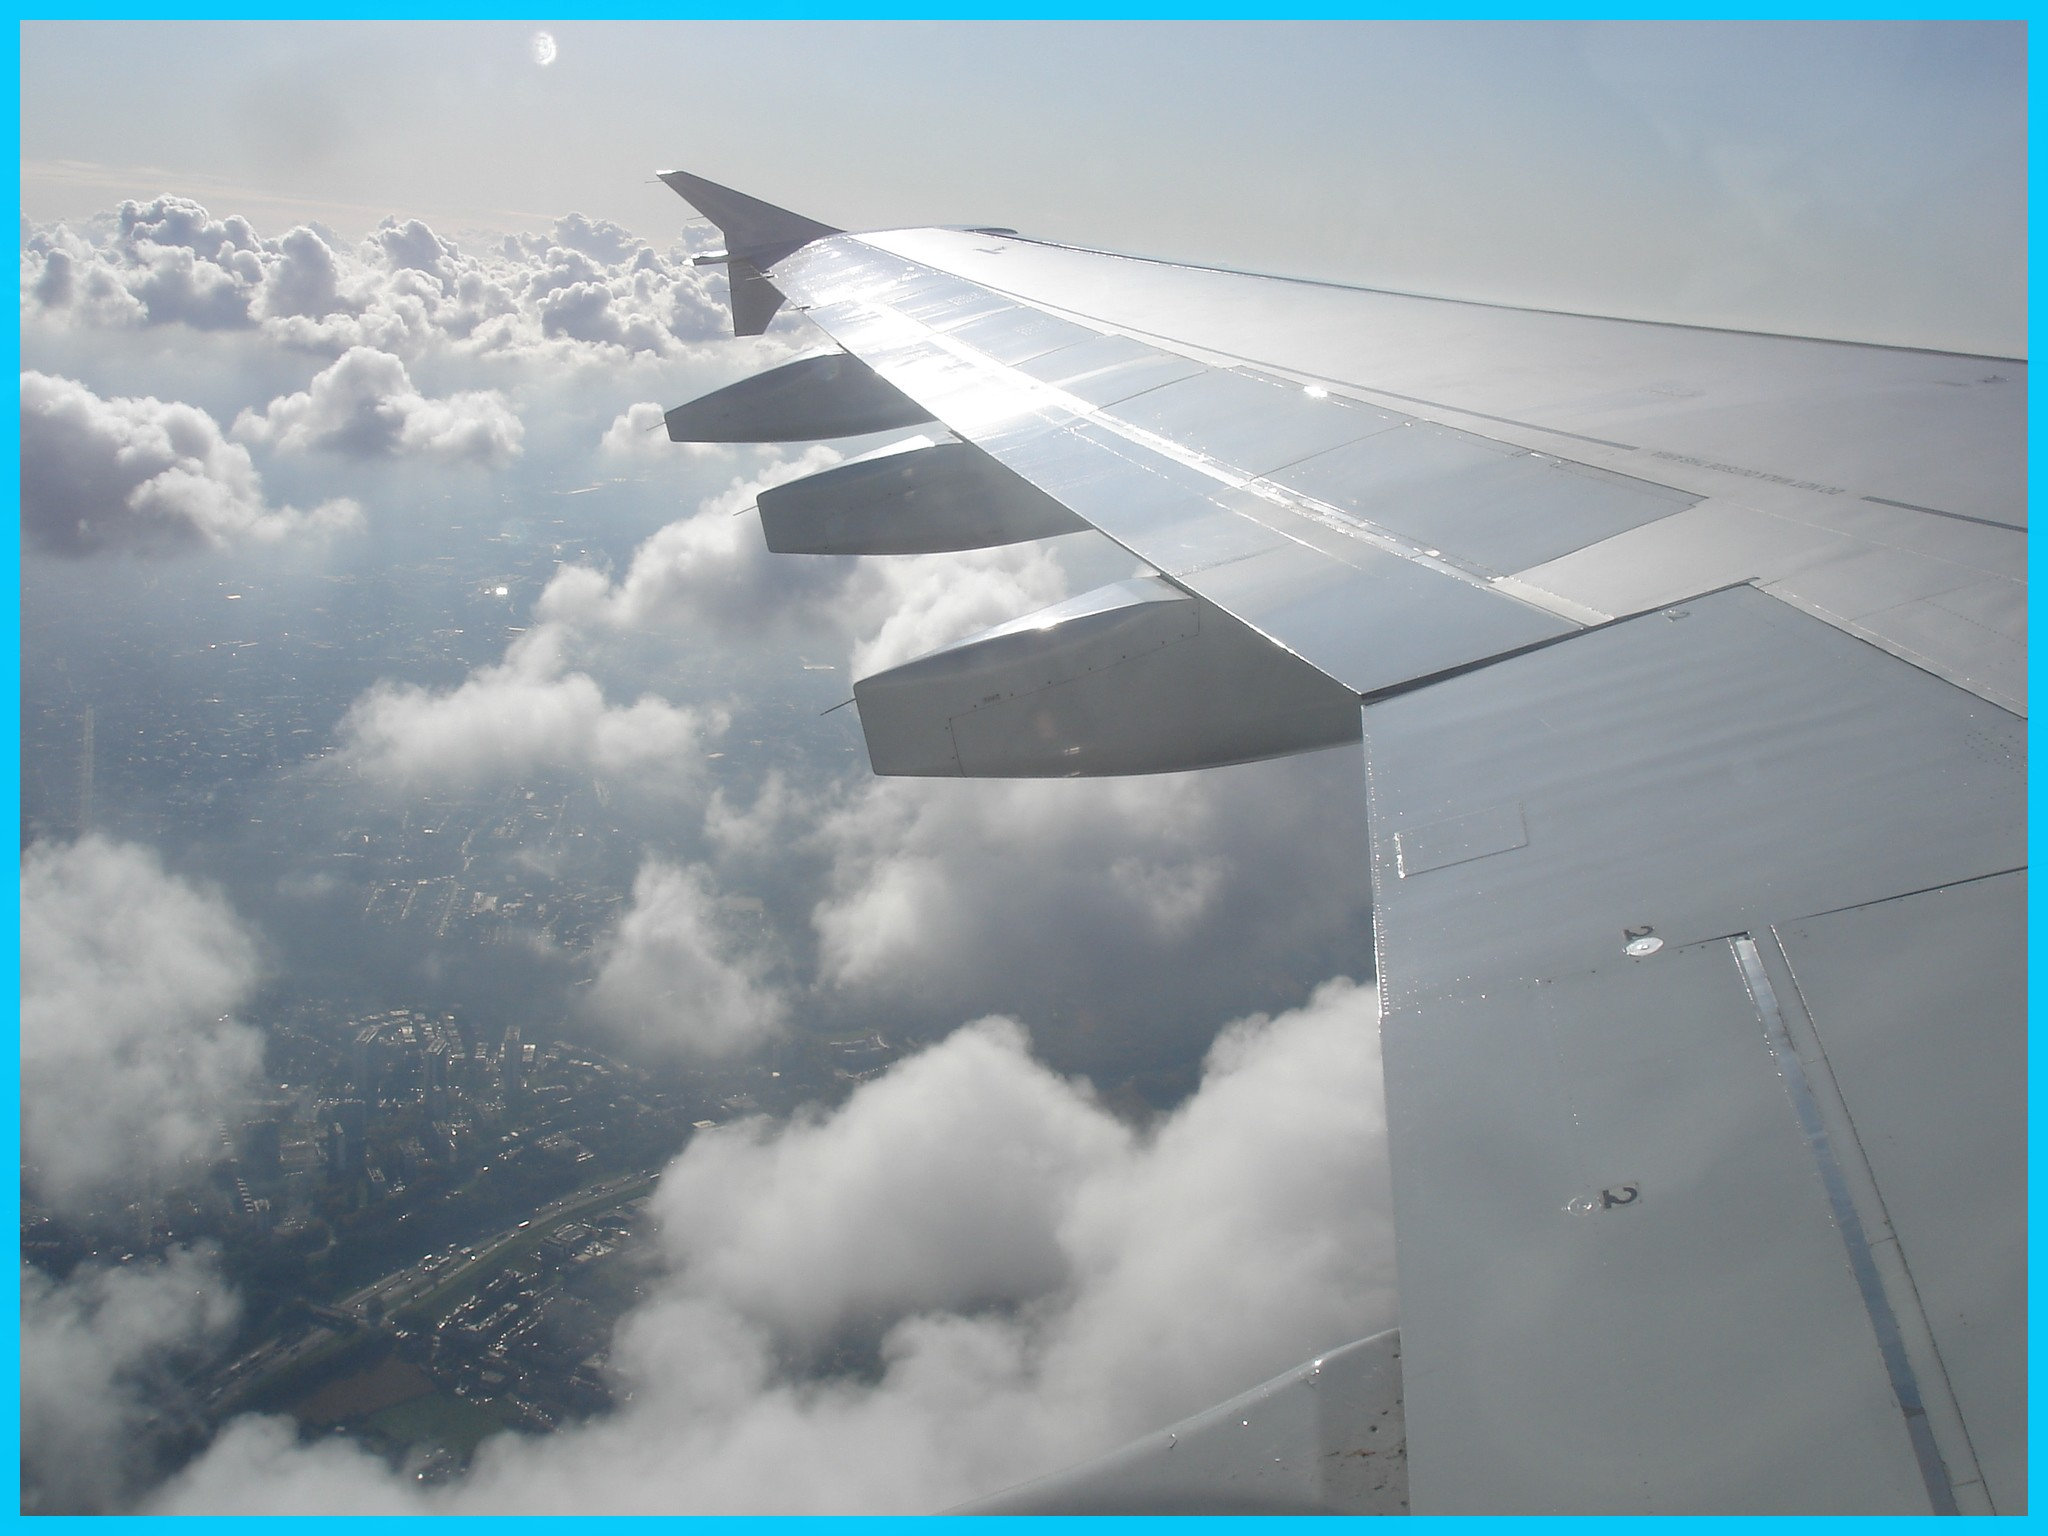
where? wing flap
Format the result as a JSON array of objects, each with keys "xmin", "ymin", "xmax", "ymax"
[
  {"xmin": 1773, "ymin": 875, "xmax": 2027, "ymax": 1516},
  {"xmin": 775, "ymin": 237, "xmax": 1586, "ymax": 700},
  {"xmin": 1361, "ymin": 584, "xmax": 2024, "ymax": 1513},
  {"xmin": 1383, "ymin": 933, "xmax": 1936, "ymax": 1514},
  {"xmin": 790, "ymin": 226, "xmax": 2022, "ymax": 714},
  {"xmin": 857, "ymin": 225, "xmax": 2026, "ymax": 532}
]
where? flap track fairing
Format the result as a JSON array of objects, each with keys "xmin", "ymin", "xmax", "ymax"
[
  {"xmin": 758, "ymin": 441, "xmax": 1088, "ymax": 554},
  {"xmin": 665, "ymin": 353, "xmax": 935, "ymax": 444},
  {"xmin": 853, "ymin": 577, "xmax": 1361, "ymax": 777}
]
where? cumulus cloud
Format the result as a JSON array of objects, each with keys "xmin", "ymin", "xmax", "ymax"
[
  {"xmin": 337, "ymin": 625, "xmax": 724, "ymax": 791},
  {"xmin": 535, "ymin": 447, "xmax": 852, "ymax": 637},
  {"xmin": 23, "ymin": 199, "xmax": 742, "ymax": 363},
  {"xmin": 20, "ymin": 837, "xmax": 266, "ymax": 1212},
  {"xmin": 656, "ymin": 1017, "xmax": 1127, "ymax": 1349},
  {"xmin": 20, "ymin": 371, "xmax": 362, "ymax": 557},
  {"xmin": 23, "ymin": 1249, "xmax": 240, "ymax": 1514},
  {"xmin": 231, "ymin": 346, "xmax": 523, "ymax": 464},
  {"xmin": 803, "ymin": 746, "xmax": 1374, "ymax": 1067},
  {"xmin": 587, "ymin": 860, "xmax": 788, "ymax": 1059},
  {"xmin": 534, "ymin": 443, "xmax": 1074, "ymax": 674},
  {"xmin": 99, "ymin": 197, "xmax": 265, "ymax": 329},
  {"xmin": 21, "ymin": 231, "xmax": 147, "ymax": 326},
  {"xmin": 844, "ymin": 541, "xmax": 1073, "ymax": 678},
  {"xmin": 597, "ymin": 400, "xmax": 675, "ymax": 457},
  {"xmin": 155, "ymin": 979, "xmax": 1392, "ymax": 1514},
  {"xmin": 257, "ymin": 223, "xmax": 363, "ymax": 323},
  {"xmin": 543, "ymin": 212, "xmax": 645, "ymax": 267},
  {"xmin": 810, "ymin": 776, "xmax": 1221, "ymax": 988}
]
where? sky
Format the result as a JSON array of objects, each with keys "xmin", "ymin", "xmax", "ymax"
[
  {"xmin": 14, "ymin": 17, "xmax": 2029, "ymax": 1517},
  {"xmin": 21, "ymin": 19, "xmax": 2028, "ymax": 353}
]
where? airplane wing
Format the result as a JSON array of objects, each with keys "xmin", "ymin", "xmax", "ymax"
[{"xmin": 659, "ymin": 170, "xmax": 2026, "ymax": 1516}]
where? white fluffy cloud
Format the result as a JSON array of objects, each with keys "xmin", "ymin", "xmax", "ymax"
[
  {"xmin": 597, "ymin": 399, "xmax": 678, "ymax": 457},
  {"xmin": 23, "ymin": 1249, "xmax": 240, "ymax": 1514},
  {"xmin": 803, "ymin": 745, "xmax": 1374, "ymax": 1057},
  {"xmin": 20, "ymin": 837, "xmax": 266, "ymax": 1212},
  {"xmin": 587, "ymin": 860, "xmax": 788, "ymax": 1058},
  {"xmin": 96, "ymin": 197, "xmax": 265, "ymax": 329},
  {"xmin": 154, "ymin": 979, "xmax": 1392, "ymax": 1514},
  {"xmin": 533, "ymin": 441, "xmax": 1075, "ymax": 676},
  {"xmin": 20, "ymin": 371, "xmax": 361, "ymax": 556},
  {"xmin": 811, "ymin": 776, "xmax": 1217, "ymax": 991},
  {"xmin": 658, "ymin": 1017, "xmax": 1128, "ymax": 1348},
  {"xmin": 337, "ymin": 625, "xmax": 724, "ymax": 791},
  {"xmin": 231, "ymin": 346, "xmax": 523, "ymax": 464},
  {"xmin": 844, "ymin": 541, "xmax": 1074, "ymax": 678},
  {"xmin": 23, "ymin": 198, "xmax": 742, "ymax": 363},
  {"xmin": 257, "ymin": 223, "xmax": 362, "ymax": 323},
  {"xmin": 535, "ymin": 447, "xmax": 852, "ymax": 638}
]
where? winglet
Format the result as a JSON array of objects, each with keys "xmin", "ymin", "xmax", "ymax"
[{"xmin": 656, "ymin": 170, "xmax": 838, "ymax": 263}]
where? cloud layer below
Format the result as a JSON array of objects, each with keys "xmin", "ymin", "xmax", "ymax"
[
  {"xmin": 336, "ymin": 627, "xmax": 725, "ymax": 793},
  {"xmin": 231, "ymin": 345, "xmax": 522, "ymax": 464},
  {"xmin": 155, "ymin": 977, "xmax": 1392, "ymax": 1514},
  {"xmin": 20, "ymin": 371, "xmax": 361, "ymax": 556},
  {"xmin": 23, "ymin": 1248, "xmax": 240, "ymax": 1514},
  {"xmin": 587, "ymin": 860, "xmax": 788, "ymax": 1059},
  {"xmin": 21, "ymin": 837, "xmax": 268, "ymax": 1211},
  {"xmin": 22, "ymin": 196, "xmax": 747, "ymax": 364}
]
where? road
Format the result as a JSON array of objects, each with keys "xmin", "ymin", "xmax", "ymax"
[{"xmin": 338, "ymin": 1168, "xmax": 658, "ymax": 1322}]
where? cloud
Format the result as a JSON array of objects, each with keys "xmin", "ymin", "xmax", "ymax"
[
  {"xmin": 804, "ymin": 747, "xmax": 1374, "ymax": 1065},
  {"xmin": 23, "ymin": 199, "xmax": 745, "ymax": 363},
  {"xmin": 231, "ymin": 345, "xmax": 523, "ymax": 464},
  {"xmin": 256, "ymin": 224, "xmax": 364, "ymax": 322},
  {"xmin": 101, "ymin": 196, "xmax": 266, "ymax": 329},
  {"xmin": 597, "ymin": 400, "xmax": 676, "ymax": 457},
  {"xmin": 544, "ymin": 212, "xmax": 646, "ymax": 267},
  {"xmin": 654, "ymin": 1017, "xmax": 1127, "ymax": 1348},
  {"xmin": 587, "ymin": 860, "xmax": 788, "ymax": 1059},
  {"xmin": 20, "ymin": 837, "xmax": 266, "ymax": 1213},
  {"xmin": 844, "ymin": 540, "xmax": 1073, "ymax": 678},
  {"xmin": 336, "ymin": 625, "xmax": 724, "ymax": 792},
  {"xmin": 534, "ymin": 447, "xmax": 852, "ymax": 638},
  {"xmin": 22, "ymin": 1249, "xmax": 241, "ymax": 1514},
  {"xmin": 372, "ymin": 216, "xmax": 462, "ymax": 289},
  {"xmin": 154, "ymin": 979, "xmax": 1392, "ymax": 1514},
  {"xmin": 20, "ymin": 228, "xmax": 147, "ymax": 326},
  {"xmin": 535, "ymin": 444, "xmax": 1074, "ymax": 672},
  {"xmin": 19, "ymin": 371, "xmax": 362, "ymax": 557}
]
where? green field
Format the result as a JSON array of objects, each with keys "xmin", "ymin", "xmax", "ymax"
[
  {"xmin": 366, "ymin": 1392, "xmax": 512, "ymax": 1458},
  {"xmin": 296, "ymin": 1354, "xmax": 434, "ymax": 1424}
]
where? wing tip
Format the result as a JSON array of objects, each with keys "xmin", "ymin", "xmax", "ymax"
[{"xmin": 653, "ymin": 168, "xmax": 839, "ymax": 255}]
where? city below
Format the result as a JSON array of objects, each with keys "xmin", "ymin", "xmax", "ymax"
[{"xmin": 23, "ymin": 996, "xmax": 905, "ymax": 1482}]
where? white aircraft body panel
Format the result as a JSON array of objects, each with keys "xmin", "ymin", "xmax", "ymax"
[
  {"xmin": 844, "ymin": 227, "xmax": 2026, "ymax": 713},
  {"xmin": 858, "ymin": 228, "xmax": 2024, "ymax": 530},
  {"xmin": 655, "ymin": 173, "xmax": 2027, "ymax": 1515}
]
